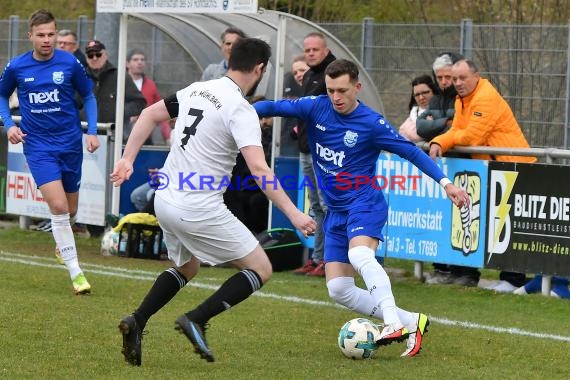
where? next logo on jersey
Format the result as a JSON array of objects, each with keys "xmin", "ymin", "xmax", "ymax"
[
  {"xmin": 316, "ymin": 142, "xmax": 345, "ymax": 167},
  {"xmin": 28, "ymin": 88, "xmax": 60, "ymax": 104}
]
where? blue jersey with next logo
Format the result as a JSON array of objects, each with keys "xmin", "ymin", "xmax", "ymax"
[
  {"xmin": 254, "ymin": 95, "xmax": 446, "ymax": 212},
  {"xmin": 0, "ymin": 50, "xmax": 93, "ymax": 153}
]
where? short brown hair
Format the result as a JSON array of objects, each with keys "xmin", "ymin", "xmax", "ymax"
[
  {"xmin": 28, "ymin": 9, "xmax": 56, "ymax": 31},
  {"xmin": 324, "ymin": 59, "xmax": 359, "ymax": 82}
]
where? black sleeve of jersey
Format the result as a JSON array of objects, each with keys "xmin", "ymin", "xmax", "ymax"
[{"xmin": 164, "ymin": 93, "xmax": 179, "ymax": 119}]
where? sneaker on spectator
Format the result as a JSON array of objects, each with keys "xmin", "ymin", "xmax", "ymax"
[
  {"xmin": 292, "ymin": 259, "xmax": 316, "ymax": 275},
  {"xmin": 490, "ymin": 280, "xmax": 517, "ymax": 293},
  {"xmin": 453, "ymin": 275, "xmax": 479, "ymax": 287},
  {"xmin": 425, "ymin": 270, "xmax": 454, "ymax": 285},
  {"xmin": 306, "ymin": 261, "xmax": 325, "ymax": 277},
  {"xmin": 37, "ymin": 219, "xmax": 52, "ymax": 232}
]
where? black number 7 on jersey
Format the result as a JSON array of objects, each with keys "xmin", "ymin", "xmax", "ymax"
[{"xmin": 180, "ymin": 108, "xmax": 204, "ymax": 150}]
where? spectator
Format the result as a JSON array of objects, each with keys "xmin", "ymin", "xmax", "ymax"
[
  {"xmin": 291, "ymin": 55, "xmax": 310, "ymax": 90},
  {"xmin": 398, "ymin": 74, "xmax": 438, "ymax": 142},
  {"xmin": 83, "ymin": 39, "xmax": 146, "ymax": 238},
  {"xmin": 83, "ymin": 40, "xmax": 146, "ymax": 144},
  {"xmin": 283, "ymin": 55, "xmax": 308, "ymax": 100},
  {"xmin": 291, "ymin": 32, "xmax": 336, "ymax": 278},
  {"xmin": 56, "ymin": 29, "xmax": 87, "ymax": 68},
  {"xmin": 200, "ymin": 27, "xmax": 247, "ymax": 81},
  {"xmin": 126, "ymin": 48, "xmax": 172, "ymax": 145},
  {"xmin": 224, "ymin": 95, "xmax": 273, "ymax": 234},
  {"xmin": 416, "ymin": 52, "xmax": 463, "ymax": 142},
  {"xmin": 429, "ymin": 58, "xmax": 537, "ymax": 290},
  {"xmin": 280, "ymin": 55, "xmax": 309, "ymax": 157},
  {"xmin": 414, "ymin": 52, "xmax": 481, "ymax": 286},
  {"xmin": 130, "ymin": 168, "xmax": 161, "ymax": 215}
]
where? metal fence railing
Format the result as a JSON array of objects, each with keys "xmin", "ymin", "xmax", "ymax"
[
  {"xmin": 1, "ymin": 17, "xmax": 568, "ymax": 149},
  {"xmin": 320, "ymin": 20, "xmax": 570, "ymax": 150}
]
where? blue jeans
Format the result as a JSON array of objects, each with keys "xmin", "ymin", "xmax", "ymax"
[
  {"xmin": 300, "ymin": 152, "xmax": 326, "ymax": 262},
  {"xmin": 130, "ymin": 182, "xmax": 155, "ymax": 212}
]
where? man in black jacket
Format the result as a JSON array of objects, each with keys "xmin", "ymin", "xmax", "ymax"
[
  {"xmin": 84, "ymin": 40, "xmax": 146, "ymax": 143},
  {"xmin": 292, "ymin": 32, "xmax": 336, "ymax": 277}
]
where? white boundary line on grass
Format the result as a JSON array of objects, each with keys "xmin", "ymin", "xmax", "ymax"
[{"xmin": 2, "ymin": 251, "xmax": 570, "ymax": 343}]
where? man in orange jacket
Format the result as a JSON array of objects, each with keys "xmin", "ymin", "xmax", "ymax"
[
  {"xmin": 429, "ymin": 58, "xmax": 536, "ymax": 291},
  {"xmin": 429, "ymin": 58, "xmax": 536, "ymax": 164}
]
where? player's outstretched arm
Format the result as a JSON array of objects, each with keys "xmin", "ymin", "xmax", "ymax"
[
  {"xmin": 110, "ymin": 100, "xmax": 170, "ymax": 187},
  {"xmin": 443, "ymin": 181, "xmax": 470, "ymax": 208},
  {"xmin": 241, "ymin": 145, "xmax": 317, "ymax": 237}
]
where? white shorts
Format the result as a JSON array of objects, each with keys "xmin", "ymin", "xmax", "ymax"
[{"xmin": 154, "ymin": 195, "xmax": 259, "ymax": 267}]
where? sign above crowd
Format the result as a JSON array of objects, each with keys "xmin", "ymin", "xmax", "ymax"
[{"xmin": 96, "ymin": 0, "xmax": 258, "ymax": 13}]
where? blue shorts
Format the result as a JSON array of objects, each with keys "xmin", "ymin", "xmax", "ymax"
[
  {"xmin": 26, "ymin": 150, "xmax": 83, "ymax": 192},
  {"xmin": 323, "ymin": 205, "xmax": 387, "ymax": 264}
]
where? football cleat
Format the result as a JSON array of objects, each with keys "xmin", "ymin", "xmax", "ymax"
[
  {"xmin": 376, "ymin": 323, "xmax": 409, "ymax": 346},
  {"xmin": 54, "ymin": 247, "xmax": 64, "ymax": 265},
  {"xmin": 174, "ymin": 315, "xmax": 214, "ymax": 362},
  {"xmin": 72, "ymin": 272, "xmax": 91, "ymax": 295},
  {"xmin": 401, "ymin": 313, "xmax": 430, "ymax": 357},
  {"xmin": 118, "ymin": 315, "xmax": 143, "ymax": 366}
]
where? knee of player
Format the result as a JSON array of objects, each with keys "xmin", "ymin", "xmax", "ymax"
[
  {"xmin": 176, "ymin": 259, "xmax": 200, "ymax": 280},
  {"xmin": 327, "ymin": 276, "xmax": 356, "ymax": 307},
  {"xmin": 48, "ymin": 199, "xmax": 70, "ymax": 215},
  {"xmin": 255, "ymin": 264, "xmax": 273, "ymax": 284}
]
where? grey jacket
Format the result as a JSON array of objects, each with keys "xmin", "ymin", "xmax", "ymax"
[{"xmin": 416, "ymin": 86, "xmax": 457, "ymax": 141}]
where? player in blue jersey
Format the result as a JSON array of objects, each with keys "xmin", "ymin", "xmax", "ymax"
[
  {"xmin": 254, "ymin": 59, "xmax": 470, "ymax": 357},
  {"xmin": 0, "ymin": 10, "xmax": 99, "ymax": 295}
]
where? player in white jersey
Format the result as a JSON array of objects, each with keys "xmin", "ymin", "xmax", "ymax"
[{"xmin": 111, "ymin": 38, "xmax": 316, "ymax": 366}]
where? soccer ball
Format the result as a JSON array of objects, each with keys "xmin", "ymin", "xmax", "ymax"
[
  {"xmin": 100, "ymin": 229, "xmax": 119, "ymax": 256},
  {"xmin": 338, "ymin": 318, "xmax": 381, "ymax": 359}
]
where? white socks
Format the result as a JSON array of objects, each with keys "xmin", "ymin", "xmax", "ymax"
[
  {"xmin": 51, "ymin": 213, "xmax": 82, "ymax": 279},
  {"xmin": 326, "ymin": 276, "xmax": 415, "ymax": 328},
  {"xmin": 347, "ymin": 246, "xmax": 400, "ymax": 325}
]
